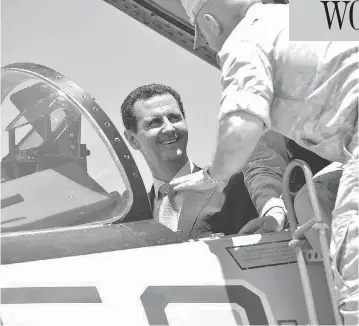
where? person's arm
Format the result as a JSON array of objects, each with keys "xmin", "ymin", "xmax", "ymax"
[
  {"xmin": 239, "ymin": 132, "xmax": 289, "ymax": 234},
  {"xmin": 209, "ymin": 109, "xmax": 265, "ymax": 181},
  {"xmin": 246, "ymin": 133, "xmax": 288, "ymax": 210},
  {"xmin": 171, "ymin": 41, "xmax": 274, "ymax": 191}
]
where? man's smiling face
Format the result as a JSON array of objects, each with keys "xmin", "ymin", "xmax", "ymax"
[{"xmin": 131, "ymin": 93, "xmax": 188, "ymax": 169}]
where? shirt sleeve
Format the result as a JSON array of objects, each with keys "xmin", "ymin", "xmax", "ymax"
[
  {"xmin": 218, "ymin": 40, "xmax": 274, "ymax": 130},
  {"xmin": 242, "ymin": 132, "xmax": 289, "ymax": 216}
]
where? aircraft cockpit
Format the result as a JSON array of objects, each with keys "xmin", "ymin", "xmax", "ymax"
[
  {"xmin": 1, "ymin": 63, "xmax": 152, "ymax": 233},
  {"xmin": 2, "ymin": 82, "xmax": 84, "ymax": 181}
]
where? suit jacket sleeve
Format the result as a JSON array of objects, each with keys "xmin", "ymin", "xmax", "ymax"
[
  {"xmin": 206, "ymin": 173, "xmax": 258, "ymax": 235},
  {"xmin": 242, "ymin": 131, "xmax": 289, "ymax": 217}
]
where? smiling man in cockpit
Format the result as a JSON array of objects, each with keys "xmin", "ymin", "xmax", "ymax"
[{"xmin": 121, "ymin": 83, "xmax": 288, "ymax": 239}]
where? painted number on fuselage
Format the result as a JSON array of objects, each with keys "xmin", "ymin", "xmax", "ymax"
[
  {"xmin": 2, "ymin": 285, "xmax": 269, "ymax": 325},
  {"xmin": 141, "ymin": 285, "xmax": 269, "ymax": 325}
]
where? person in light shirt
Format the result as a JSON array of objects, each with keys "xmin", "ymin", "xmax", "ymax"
[{"xmin": 173, "ymin": 0, "xmax": 358, "ymax": 323}]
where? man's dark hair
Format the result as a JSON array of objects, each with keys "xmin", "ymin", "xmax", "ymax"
[{"xmin": 121, "ymin": 83, "xmax": 185, "ymax": 133}]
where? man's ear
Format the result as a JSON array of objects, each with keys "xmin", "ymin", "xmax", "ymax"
[
  {"xmin": 124, "ymin": 130, "xmax": 140, "ymax": 151},
  {"xmin": 203, "ymin": 14, "xmax": 222, "ymax": 36}
]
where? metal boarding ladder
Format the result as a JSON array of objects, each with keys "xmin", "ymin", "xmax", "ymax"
[{"xmin": 282, "ymin": 159, "xmax": 342, "ymax": 325}]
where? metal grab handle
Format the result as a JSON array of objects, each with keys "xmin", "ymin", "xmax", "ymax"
[{"xmin": 282, "ymin": 159, "xmax": 342, "ymax": 325}]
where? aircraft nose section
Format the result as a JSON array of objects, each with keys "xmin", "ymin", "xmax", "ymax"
[{"xmin": 1, "ymin": 63, "xmax": 151, "ymax": 233}]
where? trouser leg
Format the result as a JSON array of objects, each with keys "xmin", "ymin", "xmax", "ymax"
[{"xmin": 331, "ymin": 147, "xmax": 359, "ymax": 325}]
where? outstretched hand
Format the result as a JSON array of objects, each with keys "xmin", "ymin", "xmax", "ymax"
[
  {"xmin": 170, "ymin": 170, "xmax": 217, "ymax": 192},
  {"xmin": 238, "ymin": 215, "xmax": 284, "ymax": 235}
]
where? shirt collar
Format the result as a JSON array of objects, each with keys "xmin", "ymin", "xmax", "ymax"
[
  {"xmin": 153, "ymin": 159, "xmax": 195, "ymax": 199},
  {"xmin": 217, "ymin": 2, "xmax": 263, "ymax": 67}
]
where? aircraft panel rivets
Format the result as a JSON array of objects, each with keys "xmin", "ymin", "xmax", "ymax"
[
  {"xmin": 133, "ymin": 172, "xmax": 138, "ymax": 177},
  {"xmin": 115, "ymin": 138, "xmax": 121, "ymax": 142},
  {"xmin": 70, "ymin": 145, "xmax": 75, "ymax": 149},
  {"xmin": 93, "ymin": 107, "xmax": 98, "ymax": 111},
  {"xmin": 69, "ymin": 195, "xmax": 75, "ymax": 200},
  {"xmin": 81, "ymin": 95, "xmax": 86, "ymax": 98},
  {"xmin": 124, "ymin": 155, "xmax": 130, "ymax": 159},
  {"xmin": 56, "ymin": 76, "xmax": 61, "ymax": 79},
  {"xmin": 70, "ymin": 134, "xmax": 74, "ymax": 138},
  {"xmin": 105, "ymin": 122, "xmax": 110, "ymax": 127}
]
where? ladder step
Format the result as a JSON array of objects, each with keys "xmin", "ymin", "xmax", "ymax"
[{"xmin": 294, "ymin": 218, "xmax": 316, "ymax": 239}]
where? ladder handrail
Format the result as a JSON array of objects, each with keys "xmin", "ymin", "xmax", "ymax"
[{"xmin": 282, "ymin": 159, "xmax": 342, "ymax": 325}]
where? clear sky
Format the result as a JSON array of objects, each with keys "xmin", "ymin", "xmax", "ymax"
[{"xmin": 1, "ymin": 0, "xmax": 222, "ymax": 190}]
